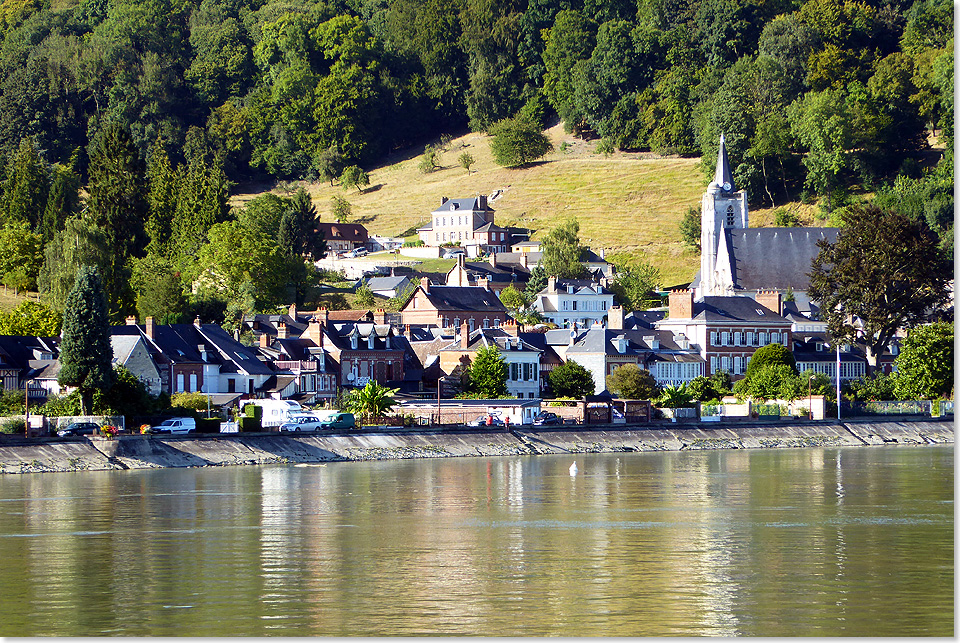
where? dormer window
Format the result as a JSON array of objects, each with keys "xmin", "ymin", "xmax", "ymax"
[
  {"xmin": 367, "ymin": 333, "xmax": 375, "ymax": 349},
  {"xmin": 350, "ymin": 334, "xmax": 358, "ymax": 350}
]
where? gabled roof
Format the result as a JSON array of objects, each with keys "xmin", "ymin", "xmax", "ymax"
[
  {"xmin": 0, "ymin": 336, "xmax": 59, "ymax": 373},
  {"xmin": 691, "ymin": 297, "xmax": 790, "ymax": 324},
  {"xmin": 439, "ymin": 328, "xmax": 542, "ymax": 353},
  {"xmin": 726, "ymin": 227, "xmax": 838, "ymax": 291},
  {"xmin": 474, "ymin": 222, "xmax": 507, "ymax": 233},
  {"xmin": 412, "ymin": 285, "xmax": 507, "ymax": 313},
  {"xmin": 316, "ymin": 222, "xmax": 369, "ymax": 242},
  {"xmin": 565, "ymin": 328, "xmax": 646, "ymax": 356},
  {"xmin": 324, "ymin": 322, "xmax": 409, "ymax": 353},
  {"xmin": 195, "ymin": 324, "xmax": 275, "ymax": 376},
  {"xmin": 110, "ymin": 335, "xmax": 143, "ymax": 366},
  {"xmin": 538, "ymin": 279, "xmax": 610, "ymax": 297},
  {"xmin": 460, "ymin": 261, "xmax": 531, "ymax": 283},
  {"xmin": 365, "ymin": 276, "xmax": 411, "ymax": 291}
]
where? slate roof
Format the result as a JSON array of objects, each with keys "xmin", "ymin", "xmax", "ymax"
[
  {"xmin": 474, "ymin": 222, "xmax": 508, "ymax": 233},
  {"xmin": 364, "ymin": 276, "xmax": 411, "ymax": 292},
  {"xmin": 245, "ymin": 314, "xmax": 308, "ymax": 337},
  {"xmin": 417, "ymin": 285, "xmax": 507, "ymax": 313},
  {"xmin": 460, "ymin": 261, "xmax": 531, "ymax": 283},
  {"xmin": 0, "ymin": 336, "xmax": 58, "ymax": 369},
  {"xmin": 726, "ymin": 228, "xmax": 838, "ymax": 291},
  {"xmin": 439, "ymin": 328, "xmax": 542, "ymax": 353},
  {"xmin": 537, "ymin": 278, "xmax": 610, "ymax": 296},
  {"xmin": 690, "ymin": 297, "xmax": 791, "ymax": 324},
  {"xmin": 431, "ymin": 197, "xmax": 492, "ymax": 213},
  {"xmin": 324, "ymin": 322, "xmax": 410, "ymax": 353},
  {"xmin": 110, "ymin": 335, "xmax": 142, "ymax": 366}
]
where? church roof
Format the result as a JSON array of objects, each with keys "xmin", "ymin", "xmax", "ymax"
[{"xmin": 727, "ymin": 227, "xmax": 838, "ymax": 291}]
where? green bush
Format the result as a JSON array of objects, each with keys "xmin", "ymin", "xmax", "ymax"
[
  {"xmin": 196, "ymin": 418, "xmax": 221, "ymax": 433},
  {"xmin": 239, "ymin": 416, "xmax": 261, "ymax": 432},
  {"xmin": 0, "ymin": 417, "xmax": 25, "ymax": 434}
]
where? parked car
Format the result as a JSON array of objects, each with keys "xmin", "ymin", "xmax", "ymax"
[
  {"xmin": 467, "ymin": 415, "xmax": 505, "ymax": 427},
  {"xmin": 57, "ymin": 422, "xmax": 101, "ymax": 437},
  {"xmin": 279, "ymin": 414, "xmax": 325, "ymax": 432},
  {"xmin": 533, "ymin": 411, "xmax": 561, "ymax": 426},
  {"xmin": 320, "ymin": 412, "xmax": 356, "ymax": 431},
  {"xmin": 442, "ymin": 248, "xmax": 465, "ymax": 259},
  {"xmin": 149, "ymin": 417, "xmax": 197, "ymax": 434}
]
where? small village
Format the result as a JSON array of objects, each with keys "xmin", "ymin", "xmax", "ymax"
[{"xmin": 0, "ymin": 138, "xmax": 951, "ymax": 440}]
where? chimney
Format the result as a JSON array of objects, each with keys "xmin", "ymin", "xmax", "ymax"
[
  {"xmin": 478, "ymin": 276, "xmax": 489, "ymax": 291},
  {"xmin": 260, "ymin": 332, "xmax": 270, "ymax": 348},
  {"xmin": 420, "ymin": 277, "xmax": 430, "ymax": 294},
  {"xmin": 125, "ymin": 315, "xmax": 137, "ymax": 325},
  {"xmin": 756, "ymin": 290, "xmax": 782, "ymax": 316},
  {"xmin": 668, "ymin": 289, "xmax": 694, "ymax": 320},
  {"xmin": 288, "ymin": 302, "xmax": 298, "ymax": 320},
  {"xmin": 460, "ymin": 321, "xmax": 470, "ymax": 349},
  {"xmin": 568, "ymin": 328, "xmax": 576, "ymax": 346},
  {"xmin": 608, "ymin": 306, "xmax": 624, "ymax": 330},
  {"xmin": 478, "ymin": 195, "xmax": 487, "ymax": 209},
  {"xmin": 319, "ymin": 307, "xmax": 329, "ymax": 326},
  {"xmin": 519, "ymin": 253, "xmax": 528, "ymax": 268},
  {"xmin": 489, "ymin": 252, "xmax": 497, "ymax": 268},
  {"xmin": 194, "ymin": 316, "xmax": 201, "ymax": 328},
  {"xmin": 503, "ymin": 319, "xmax": 519, "ymax": 337},
  {"xmin": 374, "ymin": 308, "xmax": 386, "ymax": 324},
  {"xmin": 145, "ymin": 316, "xmax": 155, "ymax": 340},
  {"xmin": 403, "ymin": 324, "xmax": 410, "ymax": 336},
  {"xmin": 548, "ymin": 276, "xmax": 556, "ymax": 293},
  {"xmin": 305, "ymin": 317, "xmax": 324, "ymax": 347},
  {"xmin": 440, "ymin": 196, "xmax": 448, "ymax": 206},
  {"xmin": 277, "ymin": 321, "xmax": 289, "ymax": 339}
]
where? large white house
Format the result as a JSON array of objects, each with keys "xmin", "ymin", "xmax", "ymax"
[{"xmin": 531, "ymin": 277, "xmax": 615, "ymax": 329}]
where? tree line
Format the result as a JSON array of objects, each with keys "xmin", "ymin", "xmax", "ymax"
[{"xmin": 0, "ymin": 0, "xmax": 950, "ymax": 194}]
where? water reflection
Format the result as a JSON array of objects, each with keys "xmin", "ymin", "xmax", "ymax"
[{"xmin": 0, "ymin": 446, "xmax": 952, "ymax": 637}]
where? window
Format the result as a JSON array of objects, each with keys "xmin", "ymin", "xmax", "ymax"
[
  {"xmin": 726, "ymin": 205, "xmax": 735, "ymax": 227},
  {"xmin": 494, "ymin": 318, "xmax": 501, "ymax": 327},
  {"xmin": 721, "ymin": 331, "xmax": 729, "ymax": 346},
  {"xmin": 453, "ymin": 318, "xmax": 460, "ymax": 329},
  {"xmin": 758, "ymin": 332, "xmax": 767, "ymax": 346},
  {"xmin": 746, "ymin": 331, "xmax": 754, "ymax": 346},
  {"xmin": 469, "ymin": 318, "xmax": 475, "ymax": 332},
  {"xmin": 710, "ymin": 356, "xmax": 717, "ymax": 373},
  {"xmin": 710, "ymin": 331, "xmax": 717, "ymax": 346},
  {"xmin": 510, "ymin": 363, "xmax": 519, "ymax": 381},
  {"xmin": 721, "ymin": 356, "xmax": 730, "ymax": 372},
  {"xmin": 523, "ymin": 363, "xmax": 531, "ymax": 381},
  {"xmin": 435, "ymin": 233, "xmax": 440, "ymax": 241},
  {"xmin": 227, "ymin": 378, "xmax": 235, "ymax": 393},
  {"xmin": 572, "ymin": 300, "xmax": 577, "ymax": 311},
  {"xmin": 734, "ymin": 356, "xmax": 742, "ymax": 374},
  {"xmin": 734, "ymin": 332, "xmax": 742, "ymax": 346},
  {"xmin": 771, "ymin": 332, "xmax": 779, "ymax": 344},
  {"xmin": 189, "ymin": 373, "xmax": 198, "ymax": 392},
  {"xmin": 483, "ymin": 319, "xmax": 489, "ymax": 329}
]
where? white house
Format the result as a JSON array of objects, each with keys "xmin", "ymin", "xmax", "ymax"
[{"xmin": 532, "ymin": 276, "xmax": 615, "ymax": 329}]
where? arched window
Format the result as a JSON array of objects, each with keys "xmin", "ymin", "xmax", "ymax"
[{"xmin": 726, "ymin": 205, "xmax": 735, "ymax": 227}]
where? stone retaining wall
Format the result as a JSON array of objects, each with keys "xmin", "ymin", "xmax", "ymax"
[{"xmin": 0, "ymin": 420, "xmax": 952, "ymax": 474}]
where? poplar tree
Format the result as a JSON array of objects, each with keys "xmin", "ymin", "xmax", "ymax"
[
  {"xmin": 0, "ymin": 138, "xmax": 49, "ymax": 228},
  {"xmin": 58, "ymin": 266, "xmax": 114, "ymax": 416}
]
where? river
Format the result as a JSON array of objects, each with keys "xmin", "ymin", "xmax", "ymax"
[{"xmin": 0, "ymin": 445, "xmax": 952, "ymax": 636}]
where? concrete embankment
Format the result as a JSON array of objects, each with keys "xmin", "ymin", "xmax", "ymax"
[{"xmin": 0, "ymin": 419, "xmax": 952, "ymax": 474}]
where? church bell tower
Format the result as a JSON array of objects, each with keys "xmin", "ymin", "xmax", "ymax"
[{"xmin": 698, "ymin": 134, "xmax": 749, "ymax": 298}]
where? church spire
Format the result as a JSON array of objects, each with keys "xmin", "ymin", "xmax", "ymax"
[{"xmin": 714, "ymin": 134, "xmax": 734, "ymax": 192}]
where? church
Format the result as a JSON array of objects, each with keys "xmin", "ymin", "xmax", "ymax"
[{"xmin": 692, "ymin": 135, "xmax": 837, "ymax": 315}]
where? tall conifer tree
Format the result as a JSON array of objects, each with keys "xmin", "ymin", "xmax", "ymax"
[{"xmin": 58, "ymin": 265, "xmax": 114, "ymax": 415}]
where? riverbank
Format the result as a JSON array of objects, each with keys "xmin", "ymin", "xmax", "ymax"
[{"xmin": 0, "ymin": 418, "xmax": 952, "ymax": 474}]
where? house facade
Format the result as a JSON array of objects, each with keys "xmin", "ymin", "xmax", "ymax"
[
  {"xmin": 416, "ymin": 196, "xmax": 511, "ymax": 253},
  {"xmin": 439, "ymin": 323, "xmax": 542, "ymax": 399},
  {"xmin": 532, "ymin": 276, "xmax": 615, "ymax": 329},
  {"xmin": 656, "ymin": 289, "xmax": 793, "ymax": 380},
  {"xmin": 321, "ymin": 320, "xmax": 409, "ymax": 388},
  {"xmin": 316, "ymin": 222, "xmax": 370, "ymax": 256},
  {"xmin": 400, "ymin": 278, "xmax": 508, "ymax": 331}
]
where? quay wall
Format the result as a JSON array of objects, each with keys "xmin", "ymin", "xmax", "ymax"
[{"xmin": 0, "ymin": 419, "xmax": 952, "ymax": 475}]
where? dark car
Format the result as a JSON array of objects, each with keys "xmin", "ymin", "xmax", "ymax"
[
  {"xmin": 533, "ymin": 411, "xmax": 561, "ymax": 426},
  {"xmin": 57, "ymin": 422, "xmax": 100, "ymax": 437}
]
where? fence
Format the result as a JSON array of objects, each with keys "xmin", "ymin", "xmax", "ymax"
[{"xmin": 850, "ymin": 400, "xmax": 954, "ymax": 417}]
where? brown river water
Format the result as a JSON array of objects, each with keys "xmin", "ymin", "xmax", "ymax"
[{"xmin": 0, "ymin": 445, "xmax": 952, "ymax": 636}]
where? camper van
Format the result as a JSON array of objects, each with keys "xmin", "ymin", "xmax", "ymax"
[{"xmin": 241, "ymin": 399, "xmax": 304, "ymax": 427}]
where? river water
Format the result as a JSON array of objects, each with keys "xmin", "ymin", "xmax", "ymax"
[{"xmin": 0, "ymin": 445, "xmax": 952, "ymax": 637}]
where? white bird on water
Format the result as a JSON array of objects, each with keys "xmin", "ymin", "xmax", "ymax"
[{"xmin": 569, "ymin": 461, "xmax": 578, "ymax": 476}]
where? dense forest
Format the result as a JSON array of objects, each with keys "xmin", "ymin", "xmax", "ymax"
[{"xmin": 0, "ymin": 0, "xmax": 952, "ymax": 327}]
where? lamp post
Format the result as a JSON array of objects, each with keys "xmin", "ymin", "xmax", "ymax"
[{"xmin": 836, "ymin": 342, "xmax": 841, "ymax": 420}]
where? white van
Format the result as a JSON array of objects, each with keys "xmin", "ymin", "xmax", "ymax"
[{"xmin": 241, "ymin": 399, "xmax": 303, "ymax": 427}]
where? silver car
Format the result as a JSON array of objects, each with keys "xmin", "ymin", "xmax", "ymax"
[{"xmin": 279, "ymin": 414, "xmax": 325, "ymax": 432}]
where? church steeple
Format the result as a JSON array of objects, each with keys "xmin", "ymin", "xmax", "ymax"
[{"xmin": 714, "ymin": 133, "xmax": 734, "ymax": 192}]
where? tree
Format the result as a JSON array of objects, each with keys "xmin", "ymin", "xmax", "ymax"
[
  {"xmin": 541, "ymin": 219, "xmax": 587, "ymax": 279},
  {"xmin": 340, "ymin": 165, "xmax": 369, "ymax": 192},
  {"xmin": 458, "ymin": 151, "xmax": 475, "ymax": 173},
  {"xmin": 37, "ymin": 216, "xmax": 111, "ymax": 312},
  {"xmin": 86, "ymin": 122, "xmax": 149, "ymax": 320},
  {"xmin": 774, "ymin": 208, "xmax": 801, "ymax": 226},
  {"xmin": 130, "ymin": 253, "xmax": 187, "ymax": 324},
  {"xmin": 745, "ymin": 343, "xmax": 797, "ymax": 378},
  {"xmin": 733, "ymin": 363, "xmax": 801, "ymax": 402},
  {"xmin": 41, "ymin": 160, "xmax": 81, "ymax": 247},
  {"xmin": 892, "ymin": 322, "xmax": 953, "ymax": 400},
  {"xmin": 808, "ymin": 204, "xmax": 950, "ymax": 375},
  {"xmin": 0, "ymin": 220, "xmax": 42, "ymax": 291},
  {"xmin": 0, "ymin": 138, "xmax": 49, "ymax": 228},
  {"xmin": 418, "ymin": 145, "xmax": 442, "ymax": 173},
  {"xmin": 606, "ymin": 363, "xmax": 660, "ymax": 399},
  {"xmin": 657, "ymin": 384, "xmax": 695, "ymax": 408},
  {"xmin": 58, "ymin": 266, "xmax": 114, "ymax": 415},
  {"xmin": 278, "ymin": 188, "xmax": 323, "ymax": 259},
  {"xmin": 609, "ymin": 260, "xmax": 661, "ymax": 311},
  {"xmin": 548, "ymin": 360, "xmax": 595, "ymax": 398},
  {"xmin": 679, "ymin": 207, "xmax": 701, "ymax": 252},
  {"xmin": 467, "ymin": 346, "xmax": 508, "ymax": 398},
  {"xmin": 524, "ymin": 264, "xmax": 548, "ymax": 298},
  {"xmin": 0, "ymin": 300, "xmax": 61, "ymax": 336},
  {"xmin": 355, "ymin": 285, "xmax": 375, "ymax": 308},
  {"xmin": 348, "ymin": 380, "xmax": 399, "ymax": 424},
  {"xmin": 488, "ymin": 117, "xmax": 553, "ymax": 168},
  {"xmin": 498, "ymin": 285, "xmax": 528, "ymax": 311},
  {"xmin": 331, "ymin": 195, "xmax": 351, "ymax": 224},
  {"xmin": 314, "ymin": 146, "xmax": 345, "ymax": 186},
  {"xmin": 688, "ymin": 371, "xmax": 733, "ymax": 402}
]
